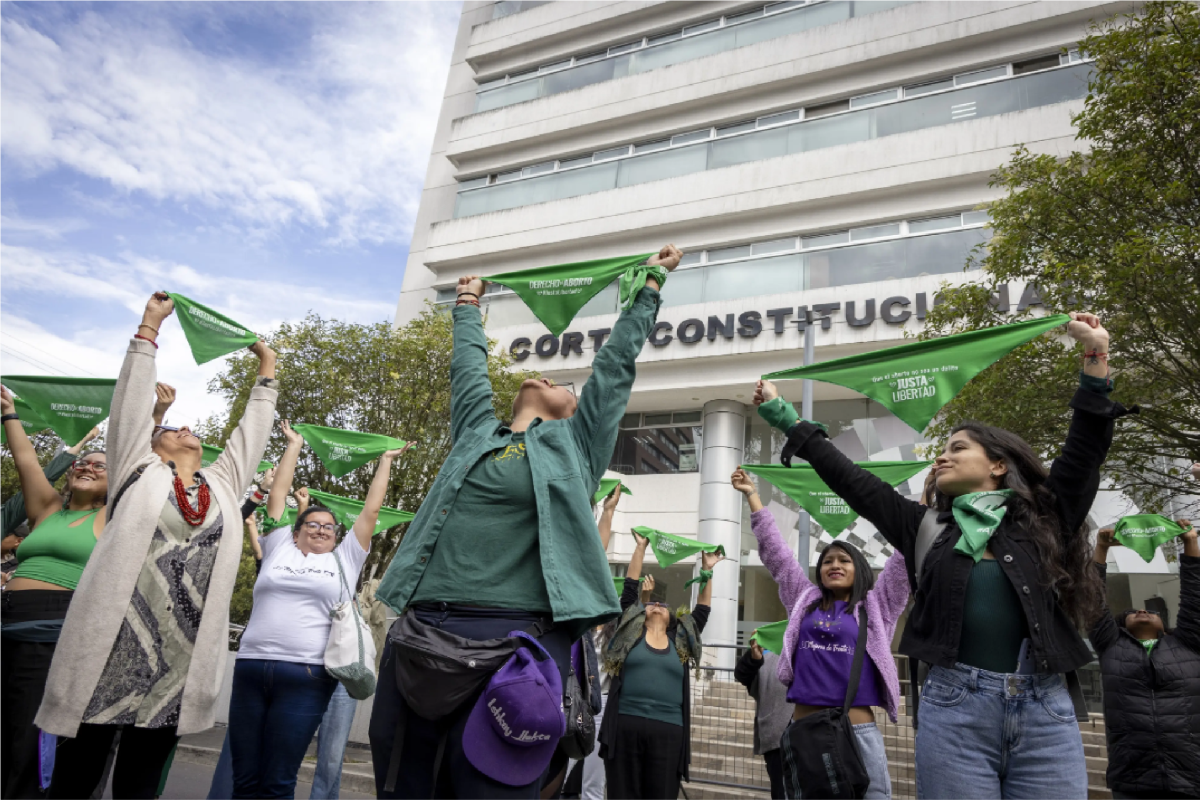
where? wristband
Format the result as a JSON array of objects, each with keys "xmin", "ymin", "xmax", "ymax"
[
  {"xmin": 457, "ymin": 292, "xmax": 480, "ymax": 300},
  {"xmin": 1, "ymin": 414, "xmax": 19, "ymax": 424},
  {"xmin": 134, "ymin": 334, "xmax": 159, "ymax": 349},
  {"xmin": 252, "ymin": 489, "xmax": 266, "ymax": 503},
  {"xmin": 456, "ymin": 298, "xmax": 480, "ymax": 308}
]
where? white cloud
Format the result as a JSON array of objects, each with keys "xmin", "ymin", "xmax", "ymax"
[{"xmin": 1, "ymin": 2, "xmax": 459, "ymax": 246}]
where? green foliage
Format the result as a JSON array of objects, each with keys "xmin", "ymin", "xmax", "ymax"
[
  {"xmin": 206, "ymin": 305, "xmax": 536, "ymax": 619},
  {"xmin": 924, "ymin": 2, "xmax": 1199, "ymax": 511}
]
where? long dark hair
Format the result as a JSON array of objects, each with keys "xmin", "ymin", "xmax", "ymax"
[
  {"xmin": 804, "ymin": 541, "xmax": 875, "ymax": 618},
  {"xmin": 933, "ymin": 421, "xmax": 1102, "ymax": 626}
]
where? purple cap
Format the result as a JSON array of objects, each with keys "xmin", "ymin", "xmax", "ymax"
[{"xmin": 462, "ymin": 632, "xmax": 565, "ymax": 786}]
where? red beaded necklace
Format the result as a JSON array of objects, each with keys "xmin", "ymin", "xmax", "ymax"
[{"xmin": 174, "ymin": 475, "xmax": 211, "ymax": 527}]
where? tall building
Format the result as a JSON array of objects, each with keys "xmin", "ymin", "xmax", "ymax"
[{"xmin": 396, "ymin": 1, "xmax": 1177, "ymax": 662}]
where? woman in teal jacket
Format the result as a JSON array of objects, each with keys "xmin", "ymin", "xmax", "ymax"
[{"xmin": 369, "ymin": 244, "xmax": 680, "ymax": 799}]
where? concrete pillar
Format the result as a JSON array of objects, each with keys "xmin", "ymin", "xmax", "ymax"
[{"xmin": 697, "ymin": 399, "xmax": 746, "ymax": 671}]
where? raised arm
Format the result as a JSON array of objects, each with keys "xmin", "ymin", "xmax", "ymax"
[
  {"xmin": 450, "ymin": 276, "xmax": 498, "ymax": 442},
  {"xmin": 622, "ymin": 530, "xmax": 651, "ymax": 610},
  {"xmin": 107, "ymin": 292, "xmax": 174, "ymax": 485},
  {"xmin": 352, "ymin": 447, "xmax": 407, "ymax": 551},
  {"xmin": 755, "ymin": 380, "xmax": 925, "ymax": 558},
  {"xmin": 1087, "ymin": 528, "xmax": 1121, "ymax": 657},
  {"xmin": 869, "ymin": 549, "xmax": 912, "ymax": 624},
  {"xmin": 598, "ymin": 483, "xmax": 622, "ymax": 551},
  {"xmin": 1175, "ymin": 522, "xmax": 1200, "ymax": 654},
  {"xmin": 246, "ymin": 513, "xmax": 263, "ymax": 562},
  {"xmin": 266, "ymin": 422, "xmax": 302, "ymax": 521},
  {"xmin": 733, "ymin": 467, "xmax": 813, "ymax": 609},
  {"xmin": 570, "ymin": 245, "xmax": 678, "ymax": 486},
  {"xmin": 1, "ymin": 388, "xmax": 65, "ymax": 526},
  {"xmin": 206, "ymin": 340, "xmax": 279, "ymax": 497}
]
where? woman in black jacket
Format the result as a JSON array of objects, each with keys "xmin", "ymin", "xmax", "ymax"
[
  {"xmin": 598, "ymin": 529, "xmax": 723, "ymax": 800},
  {"xmin": 755, "ymin": 312, "xmax": 1130, "ymax": 799},
  {"xmin": 1091, "ymin": 523, "xmax": 1200, "ymax": 799}
]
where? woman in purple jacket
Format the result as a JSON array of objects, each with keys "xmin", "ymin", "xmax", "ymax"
[{"xmin": 732, "ymin": 468, "xmax": 910, "ymax": 799}]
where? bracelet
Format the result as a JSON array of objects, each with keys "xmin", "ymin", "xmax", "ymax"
[
  {"xmin": 138, "ymin": 323, "xmax": 160, "ymax": 334},
  {"xmin": 456, "ymin": 298, "xmax": 480, "ymax": 308},
  {"xmin": 457, "ymin": 292, "xmax": 480, "ymax": 300},
  {"xmin": 1, "ymin": 414, "xmax": 19, "ymax": 424},
  {"xmin": 252, "ymin": 489, "xmax": 266, "ymax": 502},
  {"xmin": 1083, "ymin": 351, "xmax": 1109, "ymax": 359},
  {"xmin": 134, "ymin": 333, "xmax": 159, "ymax": 349}
]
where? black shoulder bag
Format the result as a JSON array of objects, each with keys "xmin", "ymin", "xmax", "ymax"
[{"xmin": 780, "ymin": 603, "xmax": 871, "ymax": 799}]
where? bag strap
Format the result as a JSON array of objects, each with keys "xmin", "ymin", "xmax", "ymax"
[
  {"xmin": 331, "ymin": 549, "xmax": 367, "ymax": 667},
  {"xmin": 106, "ymin": 465, "xmax": 146, "ymax": 522},
  {"xmin": 912, "ymin": 508, "xmax": 942, "ymax": 589},
  {"xmin": 842, "ymin": 604, "xmax": 870, "ymax": 716}
]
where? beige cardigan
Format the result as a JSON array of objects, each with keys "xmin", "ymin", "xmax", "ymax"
[{"xmin": 36, "ymin": 338, "xmax": 278, "ymax": 737}]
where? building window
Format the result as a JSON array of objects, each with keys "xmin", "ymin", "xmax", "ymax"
[
  {"xmin": 608, "ymin": 412, "xmax": 703, "ymax": 475},
  {"xmin": 455, "ymin": 59, "xmax": 1091, "ymax": 218}
]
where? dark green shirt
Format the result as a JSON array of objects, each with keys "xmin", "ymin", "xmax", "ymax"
[
  {"xmin": 410, "ymin": 432, "xmax": 549, "ymax": 612},
  {"xmin": 620, "ymin": 638, "xmax": 685, "ymax": 727},
  {"xmin": 958, "ymin": 559, "xmax": 1029, "ymax": 673}
]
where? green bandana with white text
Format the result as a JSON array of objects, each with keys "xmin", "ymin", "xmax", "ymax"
[
  {"xmin": 487, "ymin": 253, "xmax": 654, "ymax": 336},
  {"xmin": 167, "ymin": 293, "xmax": 258, "ymax": 365},
  {"xmin": 762, "ymin": 314, "xmax": 1071, "ymax": 432},
  {"xmin": 633, "ymin": 525, "xmax": 724, "ymax": 569},
  {"xmin": 292, "ymin": 423, "xmax": 409, "ymax": 478},
  {"xmin": 593, "ymin": 478, "xmax": 633, "ymax": 505},
  {"xmin": 0, "ymin": 375, "xmax": 116, "ymax": 445},
  {"xmin": 0, "ymin": 396, "xmax": 51, "ymax": 445},
  {"xmin": 741, "ymin": 461, "xmax": 930, "ymax": 535},
  {"xmin": 951, "ymin": 490, "xmax": 1014, "ymax": 562},
  {"xmin": 1114, "ymin": 514, "xmax": 1191, "ymax": 563},
  {"xmin": 200, "ymin": 443, "xmax": 272, "ymax": 474},
  {"xmin": 750, "ymin": 619, "xmax": 788, "ymax": 655},
  {"xmin": 306, "ymin": 488, "xmax": 415, "ymax": 536}
]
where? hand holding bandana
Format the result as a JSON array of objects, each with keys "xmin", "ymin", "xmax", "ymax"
[
  {"xmin": 633, "ymin": 526, "xmax": 725, "ymax": 569},
  {"xmin": 1114, "ymin": 514, "xmax": 1193, "ymax": 563},
  {"xmin": 0, "ymin": 376, "xmax": 117, "ymax": 445},
  {"xmin": 593, "ymin": 478, "xmax": 633, "ymax": 505},
  {"xmin": 167, "ymin": 293, "xmax": 258, "ymax": 365},
  {"xmin": 0, "ymin": 395, "xmax": 51, "ymax": 445},
  {"xmin": 750, "ymin": 619, "xmax": 788, "ymax": 655}
]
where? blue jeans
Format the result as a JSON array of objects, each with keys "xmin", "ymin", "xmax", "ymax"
[
  {"xmin": 310, "ymin": 684, "xmax": 359, "ymax": 799},
  {"xmin": 206, "ymin": 729, "xmax": 233, "ymax": 799},
  {"xmin": 914, "ymin": 664, "xmax": 1086, "ymax": 799},
  {"xmin": 229, "ymin": 659, "xmax": 338, "ymax": 799}
]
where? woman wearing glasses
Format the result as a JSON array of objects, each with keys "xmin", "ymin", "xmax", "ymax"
[
  {"xmin": 0, "ymin": 389, "xmax": 110, "ymax": 799},
  {"xmin": 35, "ymin": 292, "xmax": 279, "ymax": 800},
  {"xmin": 228, "ymin": 425, "xmax": 404, "ymax": 799},
  {"xmin": 599, "ymin": 528, "xmax": 724, "ymax": 800}
]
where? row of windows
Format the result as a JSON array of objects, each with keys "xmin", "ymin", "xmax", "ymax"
[
  {"xmin": 490, "ymin": 1, "xmax": 549, "ymax": 22},
  {"xmin": 474, "ymin": 1, "xmax": 911, "ymax": 113},
  {"xmin": 454, "ymin": 60, "xmax": 1090, "ymax": 218}
]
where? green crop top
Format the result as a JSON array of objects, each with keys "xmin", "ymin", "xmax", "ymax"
[{"xmin": 12, "ymin": 508, "xmax": 100, "ymax": 590}]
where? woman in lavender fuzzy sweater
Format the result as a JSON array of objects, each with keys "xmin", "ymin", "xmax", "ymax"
[{"xmin": 732, "ymin": 468, "xmax": 911, "ymax": 799}]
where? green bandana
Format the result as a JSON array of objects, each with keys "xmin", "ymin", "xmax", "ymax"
[
  {"xmin": 593, "ymin": 478, "xmax": 633, "ymax": 505},
  {"xmin": 1114, "ymin": 514, "xmax": 1191, "ymax": 563},
  {"xmin": 617, "ymin": 264, "xmax": 668, "ymax": 312},
  {"xmin": 684, "ymin": 569, "xmax": 713, "ymax": 590},
  {"xmin": 741, "ymin": 461, "xmax": 930, "ymax": 535},
  {"xmin": 306, "ymin": 488, "xmax": 415, "ymax": 536},
  {"xmin": 633, "ymin": 525, "xmax": 724, "ymax": 568},
  {"xmin": 750, "ymin": 619, "xmax": 788, "ymax": 655},
  {"xmin": 200, "ymin": 443, "xmax": 272, "ymax": 474},
  {"xmin": 0, "ymin": 396, "xmax": 51, "ymax": 445},
  {"xmin": 291, "ymin": 423, "xmax": 410, "ymax": 478},
  {"xmin": 612, "ymin": 575, "xmax": 643, "ymax": 596},
  {"xmin": 951, "ymin": 490, "xmax": 1014, "ymax": 562},
  {"xmin": 167, "ymin": 293, "xmax": 258, "ymax": 365},
  {"xmin": 763, "ymin": 314, "xmax": 1071, "ymax": 432},
  {"xmin": 0, "ymin": 375, "xmax": 117, "ymax": 445},
  {"xmin": 258, "ymin": 506, "xmax": 299, "ymax": 531},
  {"xmin": 488, "ymin": 253, "xmax": 654, "ymax": 336},
  {"xmin": 1141, "ymin": 639, "xmax": 1158, "ymax": 656}
]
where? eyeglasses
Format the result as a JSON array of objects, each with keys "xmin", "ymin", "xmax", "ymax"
[
  {"xmin": 72, "ymin": 461, "xmax": 107, "ymax": 473},
  {"xmin": 302, "ymin": 521, "xmax": 338, "ymax": 534},
  {"xmin": 646, "ymin": 601, "xmax": 668, "ymax": 609},
  {"xmin": 153, "ymin": 425, "xmax": 179, "ymax": 434}
]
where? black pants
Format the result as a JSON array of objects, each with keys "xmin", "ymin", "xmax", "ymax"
[
  {"xmin": 48, "ymin": 724, "xmax": 179, "ymax": 800},
  {"xmin": 1112, "ymin": 791, "xmax": 1197, "ymax": 799},
  {"xmin": 368, "ymin": 605, "xmax": 571, "ymax": 799},
  {"xmin": 763, "ymin": 748, "xmax": 784, "ymax": 799},
  {"xmin": 1, "ymin": 589, "xmax": 73, "ymax": 800},
  {"xmin": 603, "ymin": 714, "xmax": 684, "ymax": 800}
]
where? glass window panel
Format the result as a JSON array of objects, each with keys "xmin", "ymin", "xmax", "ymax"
[
  {"xmin": 509, "ymin": 68, "xmax": 538, "ymax": 80},
  {"xmin": 765, "ymin": 1, "xmax": 805, "ymax": 13},
  {"xmin": 907, "ymin": 215, "xmax": 960, "ymax": 234},
  {"xmin": 752, "ymin": 238, "xmax": 796, "ymax": 255},
  {"xmin": 678, "ymin": 252, "xmax": 703, "ymax": 267},
  {"xmin": 671, "ymin": 129, "xmax": 712, "ymax": 146},
  {"xmin": 648, "ymin": 31, "xmax": 682, "ymax": 45},
  {"xmin": 542, "ymin": 57, "xmax": 617, "ymax": 96},
  {"xmin": 710, "ymin": 126, "xmax": 789, "ymax": 169},
  {"xmin": 905, "ymin": 227, "xmax": 990, "ymax": 278},
  {"xmin": 758, "ymin": 110, "xmax": 800, "ymax": 127},
  {"xmin": 673, "ymin": 411, "xmax": 702, "ymax": 424},
  {"xmin": 522, "ymin": 162, "xmax": 555, "ymax": 176},
  {"xmin": 704, "ymin": 252, "xmax": 803, "ymax": 302},
  {"xmin": 660, "ymin": 268, "xmax": 705, "ymax": 308},
  {"xmin": 708, "ymin": 245, "xmax": 752, "ymax": 262},
  {"xmin": 616, "ymin": 144, "xmax": 709, "ymax": 188},
  {"xmin": 609, "ymin": 426, "xmax": 699, "ymax": 475},
  {"xmin": 727, "ymin": 8, "xmax": 764, "ymax": 24},
  {"xmin": 630, "ymin": 27, "xmax": 734, "ymax": 74},
  {"xmin": 903, "ymin": 77, "xmax": 953, "ymax": 97},
  {"xmin": 495, "ymin": 170, "xmax": 521, "ymax": 183},
  {"xmin": 551, "ymin": 161, "xmax": 619, "ymax": 202},
  {"xmin": 683, "ymin": 19, "xmax": 721, "ymax": 36},
  {"xmin": 802, "ymin": 99, "xmax": 851, "ymax": 120},
  {"xmin": 557, "ymin": 154, "xmax": 593, "ymax": 170},
  {"xmin": 457, "ymin": 177, "xmax": 488, "ymax": 191},
  {"xmin": 1016, "ymin": 63, "xmax": 1091, "ymax": 109},
  {"xmin": 740, "ymin": 1, "xmax": 848, "ymax": 47},
  {"xmin": 609, "ymin": 41, "xmax": 642, "ymax": 56},
  {"xmin": 539, "ymin": 60, "xmax": 571, "ymax": 74},
  {"xmin": 633, "ymin": 139, "xmax": 670, "ymax": 154},
  {"xmin": 620, "ymin": 414, "xmax": 640, "ymax": 429},
  {"xmin": 788, "ymin": 111, "xmax": 871, "ymax": 152},
  {"xmin": 482, "ymin": 293, "xmax": 540, "ymax": 328},
  {"xmin": 477, "ymin": 77, "xmax": 505, "ymax": 90},
  {"xmin": 849, "ymin": 89, "xmax": 899, "ymax": 108},
  {"xmin": 575, "ymin": 51, "xmax": 606, "ymax": 65},
  {"xmin": 435, "ymin": 288, "xmax": 457, "ymax": 303},
  {"xmin": 644, "ymin": 413, "xmax": 673, "ymax": 426},
  {"xmin": 813, "ymin": 238, "xmax": 907, "ymax": 287},
  {"xmin": 801, "ymin": 230, "xmax": 849, "ymax": 249},
  {"xmin": 578, "ymin": 283, "xmax": 618, "ymax": 318},
  {"xmin": 1013, "ymin": 54, "xmax": 1061, "ymax": 75},
  {"xmin": 475, "ymin": 78, "xmax": 543, "ymax": 112},
  {"xmin": 850, "ymin": 223, "xmax": 901, "ymax": 241},
  {"xmin": 594, "ymin": 146, "xmax": 630, "ymax": 161},
  {"xmin": 455, "ymin": 172, "xmax": 558, "ymax": 217},
  {"xmin": 955, "ymin": 65, "xmax": 1008, "ymax": 86},
  {"xmin": 962, "ymin": 210, "xmax": 990, "ymax": 226},
  {"xmin": 716, "ymin": 120, "xmax": 756, "ymax": 137}
]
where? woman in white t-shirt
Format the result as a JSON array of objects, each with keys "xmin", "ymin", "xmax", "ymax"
[{"xmin": 228, "ymin": 420, "xmax": 405, "ymax": 799}]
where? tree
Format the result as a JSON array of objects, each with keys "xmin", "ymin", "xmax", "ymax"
[
  {"xmin": 923, "ymin": 1, "xmax": 1199, "ymax": 513},
  {"xmin": 205, "ymin": 306, "xmax": 535, "ymax": 624}
]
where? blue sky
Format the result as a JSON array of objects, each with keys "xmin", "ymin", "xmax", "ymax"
[{"xmin": 1, "ymin": 1, "xmax": 460, "ymax": 425}]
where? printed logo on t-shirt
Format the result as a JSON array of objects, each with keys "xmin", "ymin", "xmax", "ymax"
[
  {"xmin": 272, "ymin": 564, "xmax": 335, "ymax": 579},
  {"xmin": 492, "ymin": 441, "xmax": 527, "ymax": 463},
  {"xmin": 801, "ymin": 608, "xmax": 850, "ymax": 653}
]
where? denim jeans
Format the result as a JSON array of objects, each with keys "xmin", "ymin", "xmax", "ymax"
[
  {"xmin": 229, "ymin": 659, "xmax": 338, "ymax": 799},
  {"xmin": 914, "ymin": 663, "xmax": 1086, "ymax": 799},
  {"xmin": 781, "ymin": 721, "xmax": 891, "ymax": 799},
  {"xmin": 310, "ymin": 683, "xmax": 359, "ymax": 799},
  {"xmin": 206, "ymin": 729, "xmax": 233, "ymax": 799}
]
